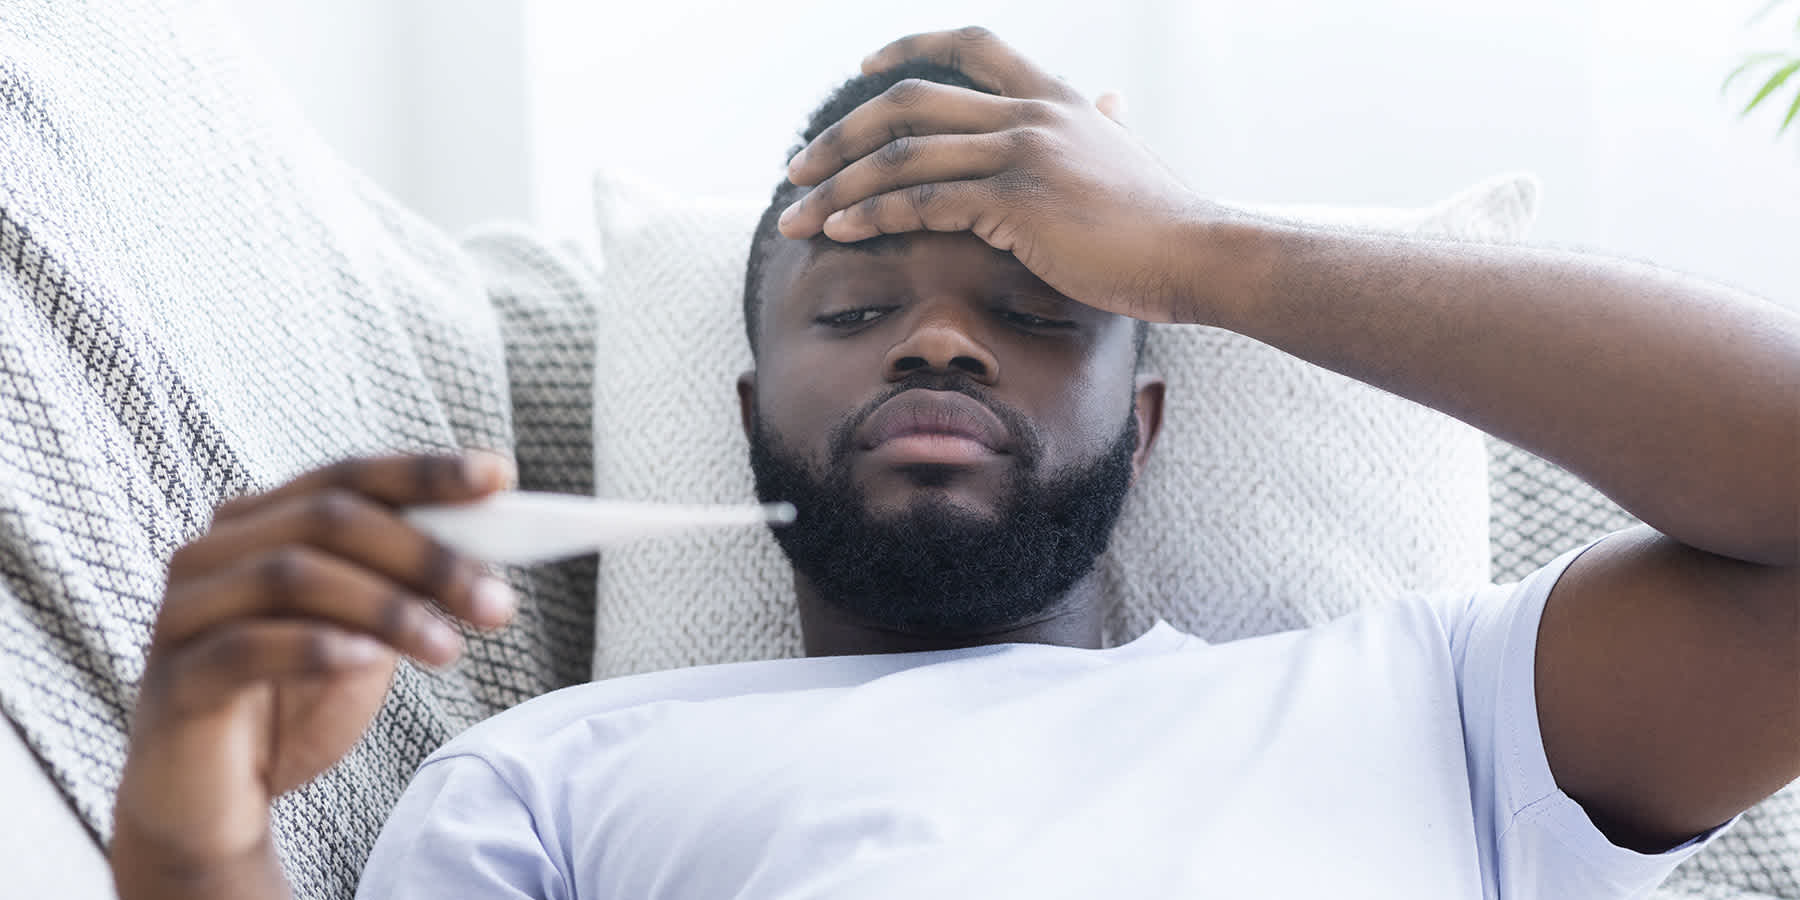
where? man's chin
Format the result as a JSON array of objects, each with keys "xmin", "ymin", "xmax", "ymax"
[
  {"xmin": 857, "ymin": 484, "xmax": 1009, "ymax": 531},
  {"xmin": 854, "ymin": 463, "xmax": 1016, "ymax": 524}
]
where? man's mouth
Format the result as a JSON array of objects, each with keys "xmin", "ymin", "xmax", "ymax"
[{"xmin": 856, "ymin": 389, "xmax": 1012, "ymax": 465}]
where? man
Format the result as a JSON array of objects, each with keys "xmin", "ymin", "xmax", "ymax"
[{"xmin": 110, "ymin": 29, "xmax": 1798, "ymax": 900}]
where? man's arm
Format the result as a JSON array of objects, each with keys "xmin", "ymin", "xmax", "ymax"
[
  {"xmin": 1207, "ymin": 225, "xmax": 1798, "ymax": 569},
  {"xmin": 780, "ymin": 26, "xmax": 1800, "ymax": 851},
  {"xmin": 1196, "ymin": 219, "xmax": 1800, "ymax": 851}
]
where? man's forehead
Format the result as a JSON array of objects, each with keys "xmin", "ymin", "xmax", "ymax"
[
  {"xmin": 765, "ymin": 229, "xmax": 1042, "ymax": 292},
  {"xmin": 796, "ymin": 233, "xmax": 915, "ymax": 276}
]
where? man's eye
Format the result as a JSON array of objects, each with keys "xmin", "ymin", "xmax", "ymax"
[
  {"xmin": 999, "ymin": 309, "xmax": 1076, "ymax": 330},
  {"xmin": 817, "ymin": 307, "xmax": 892, "ymax": 327}
]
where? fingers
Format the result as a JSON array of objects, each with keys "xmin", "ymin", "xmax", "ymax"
[
  {"xmin": 150, "ymin": 621, "xmax": 392, "ymax": 716},
  {"xmin": 163, "ymin": 451, "xmax": 521, "ymax": 677},
  {"xmin": 781, "ymin": 133, "xmax": 1015, "ymax": 239},
  {"xmin": 168, "ymin": 489, "xmax": 514, "ymax": 631},
  {"xmin": 160, "ymin": 546, "xmax": 465, "ymax": 667},
  {"xmin": 816, "ymin": 179, "xmax": 1009, "ymax": 247},
  {"xmin": 786, "ymin": 78, "xmax": 1025, "ymax": 187},
  {"xmin": 213, "ymin": 451, "xmax": 512, "ymax": 524},
  {"xmin": 860, "ymin": 27, "xmax": 1064, "ymax": 100}
]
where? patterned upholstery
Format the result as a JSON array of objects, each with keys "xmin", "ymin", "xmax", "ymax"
[{"xmin": 0, "ymin": 3, "xmax": 599, "ymax": 897}]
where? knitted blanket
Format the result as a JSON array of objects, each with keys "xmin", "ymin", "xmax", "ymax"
[{"xmin": 0, "ymin": 2, "xmax": 598, "ymax": 897}]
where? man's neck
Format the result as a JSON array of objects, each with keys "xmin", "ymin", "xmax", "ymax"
[{"xmin": 795, "ymin": 573, "xmax": 1105, "ymax": 656}]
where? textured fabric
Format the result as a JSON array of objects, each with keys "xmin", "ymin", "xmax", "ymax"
[
  {"xmin": 0, "ymin": 4, "xmax": 599, "ymax": 899},
  {"xmin": 1486, "ymin": 440, "xmax": 1800, "ymax": 900},
  {"xmin": 586, "ymin": 172, "xmax": 1524, "ymax": 679},
  {"xmin": 360, "ymin": 549, "xmax": 1730, "ymax": 900}
]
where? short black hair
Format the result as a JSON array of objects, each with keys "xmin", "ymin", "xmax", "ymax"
[
  {"xmin": 741, "ymin": 61, "xmax": 1148, "ymax": 363},
  {"xmin": 743, "ymin": 60, "xmax": 989, "ymax": 357}
]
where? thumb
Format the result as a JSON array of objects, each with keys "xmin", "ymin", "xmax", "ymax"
[{"xmin": 1095, "ymin": 91, "xmax": 1128, "ymax": 125}]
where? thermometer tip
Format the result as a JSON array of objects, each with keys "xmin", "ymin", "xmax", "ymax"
[{"xmin": 765, "ymin": 502, "xmax": 798, "ymax": 525}]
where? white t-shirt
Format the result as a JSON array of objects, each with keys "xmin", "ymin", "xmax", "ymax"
[{"xmin": 357, "ymin": 544, "xmax": 1733, "ymax": 899}]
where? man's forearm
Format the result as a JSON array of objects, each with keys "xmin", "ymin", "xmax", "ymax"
[{"xmin": 1198, "ymin": 217, "xmax": 1800, "ymax": 567}]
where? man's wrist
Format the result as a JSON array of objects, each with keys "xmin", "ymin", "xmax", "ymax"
[
  {"xmin": 110, "ymin": 819, "xmax": 290, "ymax": 900},
  {"xmin": 1163, "ymin": 204, "xmax": 1284, "ymax": 332}
]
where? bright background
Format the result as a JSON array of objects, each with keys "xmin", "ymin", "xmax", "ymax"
[{"xmin": 227, "ymin": 0, "xmax": 1798, "ymax": 306}]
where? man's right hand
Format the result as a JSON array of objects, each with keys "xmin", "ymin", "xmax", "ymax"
[{"xmin": 110, "ymin": 453, "xmax": 518, "ymax": 900}]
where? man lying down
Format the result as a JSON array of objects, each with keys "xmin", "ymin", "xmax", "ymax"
[{"xmin": 111, "ymin": 29, "xmax": 1800, "ymax": 900}]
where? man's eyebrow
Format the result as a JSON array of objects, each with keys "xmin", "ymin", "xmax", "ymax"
[{"xmin": 797, "ymin": 235, "xmax": 912, "ymax": 278}]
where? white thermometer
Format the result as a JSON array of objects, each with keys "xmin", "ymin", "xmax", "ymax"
[{"xmin": 405, "ymin": 491, "xmax": 796, "ymax": 566}]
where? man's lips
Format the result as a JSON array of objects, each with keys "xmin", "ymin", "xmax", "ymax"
[{"xmin": 856, "ymin": 389, "xmax": 1013, "ymax": 463}]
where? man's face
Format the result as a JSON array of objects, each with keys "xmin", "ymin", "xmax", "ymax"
[{"xmin": 741, "ymin": 228, "xmax": 1161, "ymax": 634}]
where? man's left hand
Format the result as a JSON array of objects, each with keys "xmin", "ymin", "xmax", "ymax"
[{"xmin": 779, "ymin": 27, "xmax": 1217, "ymax": 325}]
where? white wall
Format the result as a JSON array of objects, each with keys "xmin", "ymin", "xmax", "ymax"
[
  {"xmin": 228, "ymin": 0, "xmax": 410, "ymax": 196},
  {"xmin": 228, "ymin": 0, "xmax": 533, "ymax": 231},
  {"xmin": 229, "ymin": 0, "xmax": 1798, "ymax": 305}
]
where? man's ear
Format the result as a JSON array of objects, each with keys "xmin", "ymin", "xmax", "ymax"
[
  {"xmin": 1130, "ymin": 373, "xmax": 1166, "ymax": 482},
  {"xmin": 736, "ymin": 370, "xmax": 757, "ymax": 442}
]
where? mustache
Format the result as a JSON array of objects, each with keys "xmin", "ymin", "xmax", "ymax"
[{"xmin": 824, "ymin": 375, "xmax": 1044, "ymax": 470}]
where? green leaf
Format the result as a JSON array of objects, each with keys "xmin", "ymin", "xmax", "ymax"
[
  {"xmin": 1725, "ymin": 52, "xmax": 1788, "ymax": 94},
  {"xmin": 1780, "ymin": 86, "xmax": 1800, "ymax": 135},
  {"xmin": 1742, "ymin": 58, "xmax": 1800, "ymax": 114}
]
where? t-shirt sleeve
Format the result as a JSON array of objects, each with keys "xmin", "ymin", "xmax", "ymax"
[
  {"xmin": 355, "ymin": 754, "xmax": 569, "ymax": 900},
  {"xmin": 1435, "ymin": 538, "xmax": 1740, "ymax": 900}
]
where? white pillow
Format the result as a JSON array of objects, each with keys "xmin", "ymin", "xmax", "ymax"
[{"xmin": 589, "ymin": 171, "xmax": 1539, "ymax": 679}]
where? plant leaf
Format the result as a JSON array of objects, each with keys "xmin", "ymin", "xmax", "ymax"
[
  {"xmin": 1743, "ymin": 59, "xmax": 1800, "ymax": 114},
  {"xmin": 1780, "ymin": 86, "xmax": 1800, "ymax": 134},
  {"xmin": 1725, "ymin": 52, "xmax": 1787, "ymax": 94}
]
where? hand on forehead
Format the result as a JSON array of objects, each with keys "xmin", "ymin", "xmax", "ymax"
[{"xmin": 776, "ymin": 27, "xmax": 1209, "ymax": 327}]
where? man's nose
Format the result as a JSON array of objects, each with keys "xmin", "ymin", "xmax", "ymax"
[{"xmin": 882, "ymin": 306, "xmax": 1000, "ymax": 385}]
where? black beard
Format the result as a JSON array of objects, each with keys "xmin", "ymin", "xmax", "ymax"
[{"xmin": 748, "ymin": 389, "xmax": 1137, "ymax": 636}]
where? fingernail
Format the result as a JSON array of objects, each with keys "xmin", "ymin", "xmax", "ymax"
[
  {"xmin": 778, "ymin": 200, "xmax": 801, "ymax": 226},
  {"xmin": 471, "ymin": 577, "xmax": 518, "ymax": 625},
  {"xmin": 464, "ymin": 451, "xmax": 514, "ymax": 490},
  {"xmin": 419, "ymin": 618, "xmax": 463, "ymax": 661},
  {"xmin": 823, "ymin": 210, "xmax": 845, "ymax": 232},
  {"xmin": 339, "ymin": 634, "xmax": 386, "ymax": 665},
  {"xmin": 786, "ymin": 149, "xmax": 807, "ymax": 176}
]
